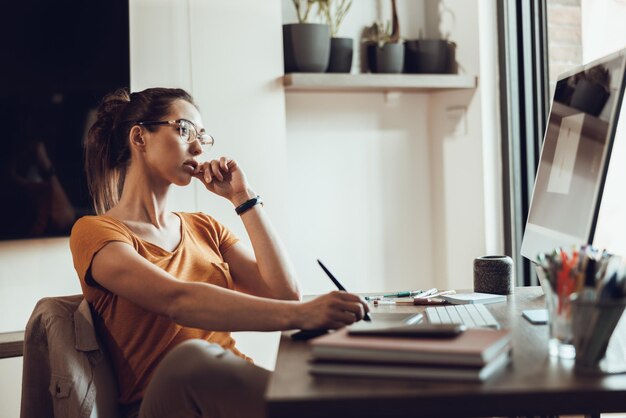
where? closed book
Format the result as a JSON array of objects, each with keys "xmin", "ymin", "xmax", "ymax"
[
  {"xmin": 310, "ymin": 350, "xmax": 511, "ymax": 382},
  {"xmin": 310, "ymin": 328, "xmax": 511, "ymax": 367}
]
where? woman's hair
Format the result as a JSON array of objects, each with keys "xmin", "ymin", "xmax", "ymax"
[{"xmin": 86, "ymin": 87, "xmax": 196, "ymax": 214}]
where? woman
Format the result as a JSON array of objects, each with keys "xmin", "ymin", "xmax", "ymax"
[{"xmin": 69, "ymin": 87, "xmax": 368, "ymax": 418}]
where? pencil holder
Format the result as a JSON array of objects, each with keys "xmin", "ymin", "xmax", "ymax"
[
  {"xmin": 538, "ymin": 269, "xmax": 576, "ymax": 358},
  {"xmin": 537, "ymin": 270, "xmax": 576, "ymax": 359},
  {"xmin": 571, "ymin": 298, "xmax": 626, "ymax": 374}
]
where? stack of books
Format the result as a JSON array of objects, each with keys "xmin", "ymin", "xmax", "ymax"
[{"xmin": 309, "ymin": 328, "xmax": 512, "ymax": 382}]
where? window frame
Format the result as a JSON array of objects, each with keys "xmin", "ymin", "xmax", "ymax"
[{"xmin": 497, "ymin": 0, "xmax": 550, "ymax": 286}]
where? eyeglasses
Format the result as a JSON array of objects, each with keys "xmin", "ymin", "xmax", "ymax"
[{"xmin": 134, "ymin": 119, "xmax": 214, "ymax": 148}]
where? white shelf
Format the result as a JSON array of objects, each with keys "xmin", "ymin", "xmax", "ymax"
[{"xmin": 282, "ymin": 73, "xmax": 477, "ymax": 92}]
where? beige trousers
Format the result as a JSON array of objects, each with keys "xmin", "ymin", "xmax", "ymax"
[{"xmin": 123, "ymin": 339, "xmax": 270, "ymax": 418}]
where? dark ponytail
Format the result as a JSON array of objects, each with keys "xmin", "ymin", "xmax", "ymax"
[{"xmin": 85, "ymin": 87, "xmax": 196, "ymax": 214}]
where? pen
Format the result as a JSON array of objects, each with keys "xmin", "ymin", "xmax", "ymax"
[
  {"xmin": 384, "ymin": 290, "xmax": 424, "ymax": 298},
  {"xmin": 415, "ymin": 289, "xmax": 456, "ymax": 299},
  {"xmin": 364, "ymin": 290, "xmax": 424, "ymax": 301},
  {"xmin": 412, "ymin": 288, "xmax": 438, "ymax": 299},
  {"xmin": 317, "ymin": 259, "xmax": 371, "ymax": 322}
]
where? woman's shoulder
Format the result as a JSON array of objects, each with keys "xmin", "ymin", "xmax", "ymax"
[
  {"xmin": 73, "ymin": 214, "xmax": 124, "ymax": 229},
  {"xmin": 71, "ymin": 215, "xmax": 133, "ymax": 240}
]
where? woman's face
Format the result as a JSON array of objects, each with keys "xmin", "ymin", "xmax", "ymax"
[{"xmin": 140, "ymin": 99, "xmax": 208, "ymax": 186}]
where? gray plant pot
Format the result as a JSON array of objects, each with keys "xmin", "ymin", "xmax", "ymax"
[
  {"xmin": 378, "ymin": 43, "xmax": 405, "ymax": 73},
  {"xmin": 367, "ymin": 42, "xmax": 404, "ymax": 74},
  {"xmin": 328, "ymin": 37, "xmax": 353, "ymax": 73},
  {"xmin": 283, "ymin": 23, "xmax": 331, "ymax": 73}
]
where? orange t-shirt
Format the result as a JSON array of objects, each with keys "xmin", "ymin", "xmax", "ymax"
[{"xmin": 69, "ymin": 212, "xmax": 250, "ymax": 405}]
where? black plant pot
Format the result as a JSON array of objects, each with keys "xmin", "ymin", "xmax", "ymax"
[
  {"xmin": 328, "ymin": 37, "xmax": 353, "ymax": 73},
  {"xmin": 404, "ymin": 39, "xmax": 457, "ymax": 74},
  {"xmin": 283, "ymin": 23, "xmax": 331, "ymax": 73},
  {"xmin": 366, "ymin": 42, "xmax": 404, "ymax": 74}
]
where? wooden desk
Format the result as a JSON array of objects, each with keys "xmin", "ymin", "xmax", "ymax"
[{"xmin": 266, "ymin": 287, "xmax": 626, "ymax": 418}]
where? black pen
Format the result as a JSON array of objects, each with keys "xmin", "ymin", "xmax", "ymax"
[{"xmin": 317, "ymin": 259, "xmax": 371, "ymax": 322}]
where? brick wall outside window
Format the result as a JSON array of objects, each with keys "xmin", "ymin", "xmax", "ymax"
[{"xmin": 547, "ymin": 0, "xmax": 582, "ymax": 97}]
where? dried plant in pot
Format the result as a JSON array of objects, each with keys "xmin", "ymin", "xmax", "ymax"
[
  {"xmin": 283, "ymin": 0, "xmax": 331, "ymax": 73},
  {"xmin": 362, "ymin": 0, "xmax": 404, "ymax": 73},
  {"xmin": 318, "ymin": 0, "xmax": 353, "ymax": 73}
]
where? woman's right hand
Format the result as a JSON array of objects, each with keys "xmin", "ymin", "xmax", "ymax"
[{"xmin": 295, "ymin": 291, "xmax": 370, "ymax": 330}]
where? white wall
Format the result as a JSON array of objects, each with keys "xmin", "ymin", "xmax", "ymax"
[
  {"xmin": 427, "ymin": 0, "xmax": 502, "ymax": 290},
  {"xmin": 285, "ymin": 92, "xmax": 434, "ymax": 294},
  {"xmin": 0, "ymin": 358, "xmax": 22, "ymax": 418},
  {"xmin": 581, "ymin": 0, "xmax": 626, "ymax": 63}
]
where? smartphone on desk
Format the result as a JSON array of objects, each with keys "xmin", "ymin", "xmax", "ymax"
[{"xmin": 348, "ymin": 323, "xmax": 465, "ymax": 338}]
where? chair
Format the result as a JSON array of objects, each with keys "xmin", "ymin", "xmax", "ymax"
[{"xmin": 20, "ymin": 295, "xmax": 120, "ymax": 418}]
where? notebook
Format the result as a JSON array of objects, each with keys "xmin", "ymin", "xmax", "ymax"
[
  {"xmin": 310, "ymin": 327, "xmax": 511, "ymax": 366},
  {"xmin": 441, "ymin": 292, "xmax": 507, "ymax": 305},
  {"xmin": 310, "ymin": 350, "xmax": 511, "ymax": 382}
]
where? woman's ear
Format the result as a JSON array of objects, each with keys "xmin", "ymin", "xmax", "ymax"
[{"xmin": 129, "ymin": 125, "xmax": 146, "ymax": 149}]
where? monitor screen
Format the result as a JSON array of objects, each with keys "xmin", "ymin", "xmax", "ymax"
[
  {"xmin": 521, "ymin": 50, "xmax": 626, "ymax": 261},
  {"xmin": 0, "ymin": 0, "xmax": 129, "ymax": 241}
]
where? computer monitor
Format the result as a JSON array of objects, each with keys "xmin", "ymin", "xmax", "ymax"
[{"xmin": 521, "ymin": 48, "xmax": 626, "ymax": 262}]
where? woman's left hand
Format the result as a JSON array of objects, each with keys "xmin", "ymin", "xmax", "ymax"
[{"xmin": 193, "ymin": 157, "xmax": 251, "ymax": 204}]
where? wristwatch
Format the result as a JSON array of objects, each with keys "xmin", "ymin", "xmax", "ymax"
[{"xmin": 235, "ymin": 196, "xmax": 263, "ymax": 215}]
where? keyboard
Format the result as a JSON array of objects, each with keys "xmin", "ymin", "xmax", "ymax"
[{"xmin": 425, "ymin": 304, "xmax": 500, "ymax": 329}]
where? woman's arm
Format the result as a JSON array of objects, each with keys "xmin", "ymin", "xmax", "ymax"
[
  {"xmin": 91, "ymin": 241, "xmax": 367, "ymax": 331},
  {"xmin": 222, "ymin": 205, "xmax": 300, "ymax": 301},
  {"xmin": 196, "ymin": 157, "xmax": 300, "ymax": 301}
]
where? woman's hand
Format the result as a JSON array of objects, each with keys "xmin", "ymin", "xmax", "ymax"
[
  {"xmin": 295, "ymin": 291, "xmax": 370, "ymax": 330},
  {"xmin": 193, "ymin": 157, "xmax": 252, "ymax": 204}
]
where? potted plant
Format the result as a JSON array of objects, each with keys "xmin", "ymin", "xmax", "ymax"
[
  {"xmin": 404, "ymin": 38, "xmax": 457, "ymax": 74},
  {"xmin": 283, "ymin": 0, "xmax": 331, "ymax": 73},
  {"xmin": 363, "ymin": 0, "xmax": 403, "ymax": 73},
  {"xmin": 404, "ymin": 5, "xmax": 457, "ymax": 74},
  {"xmin": 318, "ymin": 0, "xmax": 353, "ymax": 73}
]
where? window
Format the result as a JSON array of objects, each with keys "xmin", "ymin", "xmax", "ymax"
[{"xmin": 546, "ymin": 0, "xmax": 583, "ymax": 97}]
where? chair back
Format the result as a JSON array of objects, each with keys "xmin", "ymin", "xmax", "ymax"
[{"xmin": 21, "ymin": 295, "xmax": 120, "ymax": 418}]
